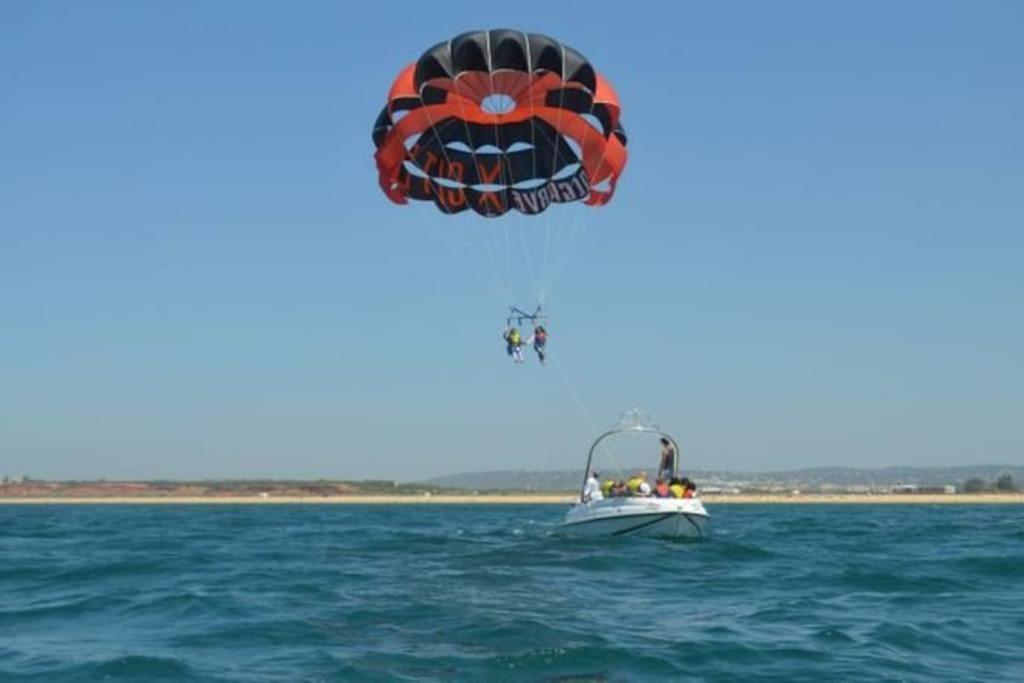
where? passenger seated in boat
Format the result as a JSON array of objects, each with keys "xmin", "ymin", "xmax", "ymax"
[
  {"xmin": 600, "ymin": 478, "xmax": 615, "ymax": 498},
  {"xmin": 636, "ymin": 473, "xmax": 652, "ymax": 497},
  {"xmin": 610, "ymin": 479, "xmax": 628, "ymax": 497},
  {"xmin": 626, "ymin": 473, "xmax": 642, "ymax": 496},
  {"xmin": 654, "ymin": 477, "xmax": 670, "ymax": 498},
  {"xmin": 668, "ymin": 477, "xmax": 685, "ymax": 498},
  {"xmin": 681, "ymin": 478, "xmax": 697, "ymax": 498},
  {"xmin": 583, "ymin": 469, "xmax": 603, "ymax": 503}
]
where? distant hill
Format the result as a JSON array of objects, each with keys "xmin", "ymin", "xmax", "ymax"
[{"xmin": 426, "ymin": 465, "xmax": 1024, "ymax": 492}]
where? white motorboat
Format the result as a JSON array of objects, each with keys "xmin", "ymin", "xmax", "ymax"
[
  {"xmin": 560, "ymin": 410, "xmax": 709, "ymax": 539},
  {"xmin": 562, "ymin": 496, "xmax": 709, "ymax": 538}
]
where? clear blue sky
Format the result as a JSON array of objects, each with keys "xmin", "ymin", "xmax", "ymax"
[{"xmin": 2, "ymin": 1, "xmax": 1022, "ymax": 480}]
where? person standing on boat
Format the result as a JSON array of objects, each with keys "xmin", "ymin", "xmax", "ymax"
[
  {"xmin": 583, "ymin": 469, "xmax": 603, "ymax": 503},
  {"xmin": 658, "ymin": 438, "xmax": 676, "ymax": 480}
]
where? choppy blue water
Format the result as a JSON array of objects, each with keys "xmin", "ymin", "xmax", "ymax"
[{"xmin": 1, "ymin": 504, "xmax": 1022, "ymax": 681}]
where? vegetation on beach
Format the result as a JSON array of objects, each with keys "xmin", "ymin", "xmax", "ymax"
[{"xmin": 963, "ymin": 474, "xmax": 1017, "ymax": 493}]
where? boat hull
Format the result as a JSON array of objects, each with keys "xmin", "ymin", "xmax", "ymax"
[{"xmin": 560, "ymin": 497, "xmax": 709, "ymax": 539}]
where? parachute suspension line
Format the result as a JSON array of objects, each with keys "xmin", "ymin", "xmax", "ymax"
[
  {"xmin": 481, "ymin": 32, "xmax": 530, "ymax": 309},
  {"xmin": 437, "ymin": 61, "xmax": 521, "ymax": 309},
  {"xmin": 469, "ymin": 220, "xmax": 514, "ymax": 306},
  {"xmin": 447, "ymin": 57, "xmax": 507, "ymax": 301},
  {"xmin": 537, "ymin": 44, "xmax": 570, "ymax": 307},
  {"xmin": 514, "ymin": 104, "xmax": 595, "ymax": 306},
  {"xmin": 417, "ymin": 89, "xmax": 511, "ymax": 307},
  {"xmin": 501, "ymin": 218, "xmax": 514, "ymax": 303},
  {"xmin": 539, "ymin": 70, "xmax": 621, "ymax": 305},
  {"xmin": 473, "ymin": 38, "xmax": 603, "ymax": 312},
  {"xmin": 541, "ymin": 99, "xmax": 583, "ymax": 302},
  {"xmin": 517, "ymin": 216, "xmax": 543, "ymax": 300},
  {"xmin": 525, "ymin": 34, "xmax": 552, "ymax": 309},
  {"xmin": 543, "ymin": 200, "xmax": 593, "ymax": 304},
  {"xmin": 542, "ymin": 200, "xmax": 582, "ymax": 305},
  {"xmin": 534, "ymin": 175, "xmax": 563, "ymax": 306},
  {"xmin": 539, "ymin": 211, "xmax": 553, "ymax": 303},
  {"xmin": 541, "ymin": 68, "xmax": 602, "ymax": 302},
  {"xmin": 442, "ymin": 169, "xmax": 513, "ymax": 305},
  {"xmin": 421, "ymin": 204, "xmax": 508, "ymax": 307},
  {"xmin": 534, "ymin": 189, "xmax": 586, "ymax": 305}
]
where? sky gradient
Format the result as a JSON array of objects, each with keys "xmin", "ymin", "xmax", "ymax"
[{"xmin": 2, "ymin": 1, "xmax": 1022, "ymax": 480}]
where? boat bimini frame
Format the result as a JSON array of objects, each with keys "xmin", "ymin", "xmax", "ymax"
[{"xmin": 578, "ymin": 409, "xmax": 681, "ymax": 502}]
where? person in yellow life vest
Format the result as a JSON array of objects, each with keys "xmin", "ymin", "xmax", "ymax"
[
  {"xmin": 600, "ymin": 478, "xmax": 615, "ymax": 498},
  {"xmin": 627, "ymin": 471, "xmax": 650, "ymax": 496},
  {"xmin": 503, "ymin": 326, "xmax": 524, "ymax": 364},
  {"xmin": 668, "ymin": 477, "xmax": 685, "ymax": 498}
]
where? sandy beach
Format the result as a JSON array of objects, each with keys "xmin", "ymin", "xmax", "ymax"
[
  {"xmin": 0, "ymin": 494, "xmax": 571, "ymax": 505},
  {"xmin": 702, "ymin": 493, "xmax": 1024, "ymax": 505},
  {"xmin": 2, "ymin": 493, "xmax": 1023, "ymax": 505}
]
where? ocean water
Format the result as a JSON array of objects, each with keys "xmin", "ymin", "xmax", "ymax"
[{"xmin": 1, "ymin": 504, "xmax": 1022, "ymax": 681}]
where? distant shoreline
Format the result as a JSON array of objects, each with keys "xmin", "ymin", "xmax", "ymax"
[{"xmin": 2, "ymin": 493, "xmax": 1023, "ymax": 505}]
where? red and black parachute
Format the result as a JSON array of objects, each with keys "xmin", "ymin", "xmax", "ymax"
[{"xmin": 373, "ymin": 30, "xmax": 628, "ymax": 217}]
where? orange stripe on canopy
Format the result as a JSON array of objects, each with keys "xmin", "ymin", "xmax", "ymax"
[{"xmin": 386, "ymin": 63, "xmax": 418, "ymax": 110}]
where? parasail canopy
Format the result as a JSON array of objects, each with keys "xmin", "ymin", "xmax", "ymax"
[{"xmin": 373, "ymin": 29, "xmax": 629, "ymax": 217}]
